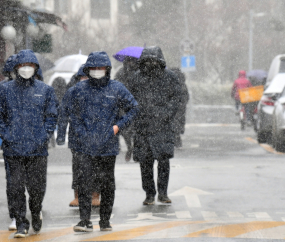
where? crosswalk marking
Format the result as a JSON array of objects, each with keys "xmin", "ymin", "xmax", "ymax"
[
  {"xmin": 201, "ymin": 211, "xmax": 218, "ymax": 220},
  {"xmin": 175, "ymin": 211, "xmax": 191, "ymax": 219},
  {"xmin": 247, "ymin": 212, "xmax": 272, "ymax": 220},
  {"xmin": 227, "ymin": 211, "xmax": 244, "ymax": 218}
]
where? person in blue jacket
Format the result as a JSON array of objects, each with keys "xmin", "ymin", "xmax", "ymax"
[
  {"xmin": 0, "ymin": 49, "xmax": 58, "ymax": 238},
  {"xmin": 57, "ymin": 64, "xmax": 101, "ymax": 208},
  {"xmin": 1, "ymin": 54, "xmax": 18, "ymax": 231},
  {"xmin": 61, "ymin": 51, "xmax": 138, "ymax": 233}
]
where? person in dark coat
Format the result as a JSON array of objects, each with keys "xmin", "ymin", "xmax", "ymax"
[
  {"xmin": 129, "ymin": 46, "xmax": 181, "ymax": 205},
  {"xmin": 1, "ymin": 54, "xmax": 18, "ymax": 231},
  {"xmin": 170, "ymin": 68, "xmax": 189, "ymax": 148},
  {"xmin": 52, "ymin": 77, "xmax": 66, "ymax": 105},
  {"xmin": 0, "ymin": 49, "xmax": 58, "ymax": 238},
  {"xmin": 61, "ymin": 51, "xmax": 138, "ymax": 232},
  {"xmin": 1, "ymin": 54, "xmax": 17, "ymax": 84},
  {"xmin": 66, "ymin": 64, "xmax": 88, "ymax": 91},
  {"xmin": 57, "ymin": 64, "xmax": 100, "ymax": 208},
  {"xmin": 115, "ymin": 56, "xmax": 139, "ymax": 161}
]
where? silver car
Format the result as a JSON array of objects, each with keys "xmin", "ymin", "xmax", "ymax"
[
  {"xmin": 256, "ymin": 74, "xmax": 285, "ymax": 143},
  {"xmin": 272, "ymin": 87, "xmax": 285, "ymax": 152}
]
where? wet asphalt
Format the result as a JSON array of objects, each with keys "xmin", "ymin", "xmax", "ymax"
[{"xmin": 0, "ymin": 105, "xmax": 284, "ymax": 241}]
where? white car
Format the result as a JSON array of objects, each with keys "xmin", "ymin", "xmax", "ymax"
[
  {"xmin": 272, "ymin": 86, "xmax": 285, "ymax": 152},
  {"xmin": 266, "ymin": 54, "xmax": 285, "ymax": 86}
]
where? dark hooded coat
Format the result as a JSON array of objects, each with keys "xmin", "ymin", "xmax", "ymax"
[
  {"xmin": 129, "ymin": 47, "xmax": 182, "ymax": 161},
  {"xmin": 58, "ymin": 51, "xmax": 139, "ymax": 156},
  {"xmin": 0, "ymin": 49, "xmax": 58, "ymax": 156},
  {"xmin": 170, "ymin": 68, "xmax": 189, "ymax": 134}
]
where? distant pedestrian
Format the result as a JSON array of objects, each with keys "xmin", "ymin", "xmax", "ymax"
[
  {"xmin": 1, "ymin": 54, "xmax": 17, "ymax": 231},
  {"xmin": 0, "ymin": 49, "xmax": 58, "ymax": 238},
  {"xmin": 129, "ymin": 46, "xmax": 181, "ymax": 205},
  {"xmin": 57, "ymin": 64, "xmax": 100, "ymax": 208},
  {"xmin": 231, "ymin": 70, "xmax": 252, "ymax": 120},
  {"xmin": 64, "ymin": 51, "xmax": 138, "ymax": 232},
  {"xmin": 115, "ymin": 56, "xmax": 139, "ymax": 161},
  {"xmin": 52, "ymin": 77, "xmax": 66, "ymax": 105},
  {"xmin": 170, "ymin": 68, "xmax": 189, "ymax": 148}
]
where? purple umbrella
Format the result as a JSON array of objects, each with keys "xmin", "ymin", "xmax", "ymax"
[{"xmin": 113, "ymin": 46, "xmax": 144, "ymax": 62}]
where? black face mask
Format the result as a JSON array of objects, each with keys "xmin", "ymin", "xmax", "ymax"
[{"xmin": 141, "ymin": 61, "xmax": 161, "ymax": 76}]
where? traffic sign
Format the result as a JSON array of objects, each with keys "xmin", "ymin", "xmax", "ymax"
[
  {"xmin": 180, "ymin": 38, "xmax": 195, "ymax": 54},
  {"xmin": 181, "ymin": 55, "xmax": 196, "ymax": 72}
]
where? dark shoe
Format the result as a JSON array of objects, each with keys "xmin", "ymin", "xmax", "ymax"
[
  {"xmin": 14, "ymin": 223, "xmax": 29, "ymax": 238},
  {"xmin": 158, "ymin": 195, "xmax": 172, "ymax": 203},
  {"xmin": 143, "ymin": 196, "xmax": 155, "ymax": 205},
  {"xmin": 32, "ymin": 211, "xmax": 43, "ymax": 234},
  {"xmin": 73, "ymin": 220, "xmax": 93, "ymax": 232},
  {"xmin": 100, "ymin": 221, "xmax": 112, "ymax": 231},
  {"xmin": 125, "ymin": 150, "xmax": 132, "ymax": 162}
]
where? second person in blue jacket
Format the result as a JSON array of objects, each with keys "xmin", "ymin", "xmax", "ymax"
[{"xmin": 60, "ymin": 51, "xmax": 138, "ymax": 232}]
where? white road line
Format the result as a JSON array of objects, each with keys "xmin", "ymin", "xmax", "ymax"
[
  {"xmin": 247, "ymin": 212, "xmax": 272, "ymax": 220},
  {"xmin": 227, "ymin": 212, "xmax": 244, "ymax": 218},
  {"xmin": 185, "ymin": 123, "xmax": 239, "ymax": 127},
  {"xmin": 201, "ymin": 211, "xmax": 218, "ymax": 220},
  {"xmin": 128, "ymin": 213, "xmax": 169, "ymax": 221},
  {"xmin": 190, "ymin": 144, "xmax": 200, "ymax": 148},
  {"xmin": 175, "ymin": 211, "xmax": 192, "ymax": 219}
]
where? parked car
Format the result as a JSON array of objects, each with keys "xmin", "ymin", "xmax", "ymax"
[
  {"xmin": 266, "ymin": 54, "xmax": 285, "ymax": 86},
  {"xmin": 256, "ymin": 73, "xmax": 285, "ymax": 143},
  {"xmin": 272, "ymin": 86, "xmax": 285, "ymax": 152}
]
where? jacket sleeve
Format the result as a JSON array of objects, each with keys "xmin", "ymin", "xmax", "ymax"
[
  {"xmin": 44, "ymin": 87, "xmax": 59, "ymax": 137},
  {"xmin": 0, "ymin": 85, "xmax": 9, "ymax": 140},
  {"xmin": 116, "ymin": 84, "xmax": 139, "ymax": 131},
  {"xmin": 56, "ymin": 89, "xmax": 71, "ymax": 144},
  {"xmin": 153, "ymin": 74, "xmax": 182, "ymax": 122}
]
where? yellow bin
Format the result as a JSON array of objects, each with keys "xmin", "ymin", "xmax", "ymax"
[{"xmin": 238, "ymin": 85, "xmax": 264, "ymax": 104}]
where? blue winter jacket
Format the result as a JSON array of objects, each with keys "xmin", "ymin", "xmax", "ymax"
[
  {"xmin": 57, "ymin": 51, "xmax": 139, "ymax": 156},
  {"xmin": 0, "ymin": 49, "xmax": 58, "ymax": 156}
]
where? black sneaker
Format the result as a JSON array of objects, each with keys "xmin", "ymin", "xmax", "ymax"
[
  {"xmin": 143, "ymin": 196, "xmax": 155, "ymax": 205},
  {"xmin": 100, "ymin": 222, "xmax": 112, "ymax": 231},
  {"xmin": 73, "ymin": 220, "xmax": 93, "ymax": 232},
  {"xmin": 32, "ymin": 211, "xmax": 43, "ymax": 234},
  {"xmin": 158, "ymin": 195, "xmax": 172, "ymax": 203},
  {"xmin": 14, "ymin": 223, "xmax": 29, "ymax": 238}
]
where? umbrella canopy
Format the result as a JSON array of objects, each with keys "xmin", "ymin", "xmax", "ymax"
[
  {"xmin": 113, "ymin": 46, "xmax": 143, "ymax": 62},
  {"xmin": 247, "ymin": 69, "xmax": 267, "ymax": 86},
  {"xmin": 53, "ymin": 54, "xmax": 88, "ymax": 73},
  {"xmin": 34, "ymin": 53, "xmax": 54, "ymax": 72}
]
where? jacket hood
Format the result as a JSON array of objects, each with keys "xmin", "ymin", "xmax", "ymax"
[
  {"xmin": 139, "ymin": 46, "xmax": 166, "ymax": 68},
  {"xmin": 77, "ymin": 64, "xmax": 86, "ymax": 77},
  {"xmin": 238, "ymin": 70, "xmax": 246, "ymax": 78},
  {"xmin": 2, "ymin": 54, "xmax": 17, "ymax": 76},
  {"xmin": 83, "ymin": 51, "xmax": 112, "ymax": 75},
  {"xmin": 36, "ymin": 67, "xmax": 43, "ymax": 81},
  {"xmin": 14, "ymin": 49, "xmax": 40, "ymax": 70}
]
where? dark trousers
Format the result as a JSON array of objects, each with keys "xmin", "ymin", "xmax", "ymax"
[
  {"xmin": 77, "ymin": 153, "xmax": 115, "ymax": 226},
  {"xmin": 71, "ymin": 150, "xmax": 79, "ymax": 190},
  {"xmin": 4, "ymin": 157, "xmax": 14, "ymax": 219},
  {"xmin": 140, "ymin": 158, "xmax": 170, "ymax": 197},
  {"xmin": 5, "ymin": 156, "xmax": 47, "ymax": 227},
  {"xmin": 121, "ymin": 127, "xmax": 133, "ymax": 152}
]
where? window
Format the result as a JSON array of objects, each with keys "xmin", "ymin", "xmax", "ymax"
[
  {"xmin": 90, "ymin": 0, "xmax": 111, "ymax": 19},
  {"xmin": 279, "ymin": 59, "xmax": 285, "ymax": 73},
  {"xmin": 54, "ymin": 0, "xmax": 68, "ymax": 14}
]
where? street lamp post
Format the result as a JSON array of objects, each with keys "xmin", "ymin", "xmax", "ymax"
[{"xmin": 249, "ymin": 10, "xmax": 266, "ymax": 71}]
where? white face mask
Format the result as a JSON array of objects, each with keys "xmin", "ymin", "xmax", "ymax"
[
  {"xmin": 18, "ymin": 66, "xmax": 35, "ymax": 79},
  {"xmin": 89, "ymin": 70, "xmax": 106, "ymax": 79}
]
